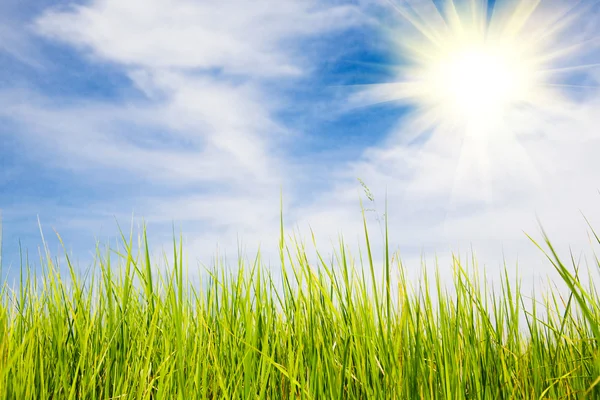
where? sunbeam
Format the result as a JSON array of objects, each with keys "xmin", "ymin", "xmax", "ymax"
[{"xmin": 358, "ymin": 0, "xmax": 599, "ymax": 206}]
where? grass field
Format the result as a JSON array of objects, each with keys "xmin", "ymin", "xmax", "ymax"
[{"xmin": 1, "ymin": 201, "xmax": 600, "ymax": 399}]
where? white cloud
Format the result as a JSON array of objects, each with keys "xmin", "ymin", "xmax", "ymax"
[
  {"xmin": 34, "ymin": 0, "xmax": 364, "ymax": 76},
  {"xmin": 1, "ymin": 0, "xmax": 366, "ymax": 273},
  {"xmin": 20, "ymin": 0, "xmax": 365, "ymax": 189}
]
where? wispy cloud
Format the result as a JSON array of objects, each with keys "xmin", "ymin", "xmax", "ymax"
[
  {"xmin": 34, "ymin": 0, "xmax": 364, "ymax": 75},
  {"xmin": 0, "ymin": 0, "xmax": 368, "ymax": 269},
  {"xmin": 0, "ymin": 0, "xmax": 599, "ymax": 294}
]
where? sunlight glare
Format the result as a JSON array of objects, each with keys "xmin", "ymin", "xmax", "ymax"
[
  {"xmin": 426, "ymin": 40, "xmax": 533, "ymax": 122},
  {"xmin": 353, "ymin": 0, "xmax": 598, "ymax": 205}
]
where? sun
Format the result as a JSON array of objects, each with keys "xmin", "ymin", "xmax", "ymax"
[
  {"xmin": 390, "ymin": 0, "xmax": 555, "ymax": 127},
  {"xmin": 423, "ymin": 38, "xmax": 534, "ymax": 122},
  {"xmin": 354, "ymin": 0, "xmax": 598, "ymax": 204}
]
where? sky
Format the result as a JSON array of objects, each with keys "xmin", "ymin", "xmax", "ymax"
[{"xmin": 1, "ymin": 0, "xmax": 600, "ymax": 292}]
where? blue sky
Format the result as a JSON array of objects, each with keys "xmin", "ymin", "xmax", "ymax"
[{"xmin": 1, "ymin": 0, "xmax": 600, "ymax": 289}]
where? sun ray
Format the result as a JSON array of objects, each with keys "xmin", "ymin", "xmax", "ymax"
[
  {"xmin": 535, "ymin": 38, "xmax": 600, "ymax": 66},
  {"xmin": 352, "ymin": 0, "xmax": 600, "ymax": 209},
  {"xmin": 385, "ymin": 0, "xmax": 448, "ymax": 47},
  {"xmin": 501, "ymin": 0, "xmax": 542, "ymax": 37},
  {"xmin": 544, "ymin": 83, "xmax": 600, "ymax": 89},
  {"xmin": 540, "ymin": 63, "xmax": 600, "ymax": 74}
]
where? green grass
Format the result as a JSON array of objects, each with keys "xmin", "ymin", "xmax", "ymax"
[{"xmin": 2, "ymin": 200, "xmax": 600, "ymax": 399}]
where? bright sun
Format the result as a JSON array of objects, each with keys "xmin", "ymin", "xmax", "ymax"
[
  {"xmin": 356, "ymin": 0, "xmax": 598, "ymax": 204},
  {"xmin": 392, "ymin": 0, "xmax": 554, "ymax": 127},
  {"xmin": 425, "ymin": 40, "xmax": 533, "ymax": 121}
]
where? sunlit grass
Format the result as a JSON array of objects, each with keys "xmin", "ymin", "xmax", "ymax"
[{"xmin": 1, "ymin": 197, "xmax": 600, "ymax": 399}]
